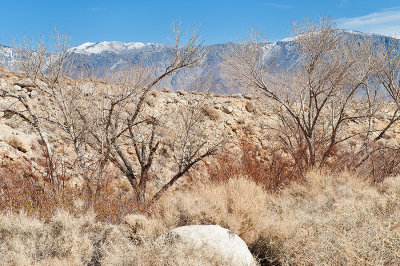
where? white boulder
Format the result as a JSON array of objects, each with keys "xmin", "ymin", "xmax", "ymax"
[
  {"xmin": 14, "ymin": 78, "xmax": 35, "ymax": 88},
  {"xmin": 157, "ymin": 225, "xmax": 256, "ymax": 266}
]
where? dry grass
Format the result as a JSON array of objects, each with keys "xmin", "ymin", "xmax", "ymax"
[
  {"xmin": 150, "ymin": 172, "xmax": 400, "ymax": 265},
  {"xmin": 267, "ymin": 172, "xmax": 400, "ymax": 265},
  {"xmin": 1, "ymin": 138, "xmax": 400, "ymax": 264},
  {"xmin": 1, "ymin": 170, "xmax": 400, "ymax": 265},
  {"xmin": 0, "ymin": 210, "xmax": 242, "ymax": 265}
]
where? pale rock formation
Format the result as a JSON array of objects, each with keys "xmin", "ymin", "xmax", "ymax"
[
  {"xmin": 222, "ymin": 105, "xmax": 233, "ymax": 114},
  {"xmin": 14, "ymin": 78, "xmax": 35, "ymax": 88},
  {"xmin": 157, "ymin": 225, "xmax": 256, "ymax": 266}
]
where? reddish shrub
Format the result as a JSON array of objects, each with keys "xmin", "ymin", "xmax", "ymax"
[
  {"xmin": 349, "ymin": 147, "xmax": 400, "ymax": 184},
  {"xmin": 206, "ymin": 132, "xmax": 400, "ymax": 191},
  {"xmin": 0, "ymin": 156, "xmax": 135, "ymax": 223},
  {"xmin": 207, "ymin": 134, "xmax": 306, "ymax": 191}
]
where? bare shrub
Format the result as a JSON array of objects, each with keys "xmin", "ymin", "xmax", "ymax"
[
  {"xmin": 351, "ymin": 147, "xmax": 400, "ymax": 183},
  {"xmin": 2, "ymin": 24, "xmax": 221, "ymax": 212},
  {"xmin": 206, "ymin": 133, "xmax": 304, "ymax": 191},
  {"xmin": 222, "ymin": 16, "xmax": 400, "ymax": 175},
  {"xmin": 0, "ymin": 157, "xmax": 135, "ymax": 223},
  {"xmin": 206, "ymin": 131, "xmax": 400, "ymax": 192}
]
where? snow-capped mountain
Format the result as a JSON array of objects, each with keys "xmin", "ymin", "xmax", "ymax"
[
  {"xmin": 66, "ymin": 40, "xmax": 290, "ymax": 93},
  {"xmin": 70, "ymin": 41, "xmax": 164, "ymax": 55},
  {"xmin": 0, "ymin": 30, "xmax": 398, "ymax": 93},
  {"xmin": 0, "ymin": 44, "xmax": 16, "ymax": 70}
]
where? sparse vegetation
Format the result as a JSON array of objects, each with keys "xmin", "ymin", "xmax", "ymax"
[
  {"xmin": 223, "ymin": 16, "xmax": 400, "ymax": 171},
  {"xmin": 0, "ymin": 16, "xmax": 400, "ymax": 265},
  {"xmin": 1, "ymin": 170, "xmax": 399, "ymax": 265},
  {"xmin": 2, "ymin": 25, "xmax": 221, "ymax": 211}
]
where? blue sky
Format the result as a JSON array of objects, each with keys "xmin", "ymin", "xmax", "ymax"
[{"xmin": 1, "ymin": 0, "xmax": 400, "ymax": 46}]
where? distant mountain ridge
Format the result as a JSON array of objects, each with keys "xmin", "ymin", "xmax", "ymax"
[
  {"xmin": 0, "ymin": 44, "xmax": 15, "ymax": 71},
  {"xmin": 66, "ymin": 39, "xmax": 298, "ymax": 93},
  {"xmin": 0, "ymin": 30, "xmax": 398, "ymax": 93}
]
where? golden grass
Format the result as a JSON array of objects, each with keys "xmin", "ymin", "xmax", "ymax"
[
  {"xmin": 0, "ymin": 210, "xmax": 241, "ymax": 265},
  {"xmin": 151, "ymin": 172, "xmax": 400, "ymax": 265},
  {"xmin": 1, "ymin": 168, "xmax": 400, "ymax": 264}
]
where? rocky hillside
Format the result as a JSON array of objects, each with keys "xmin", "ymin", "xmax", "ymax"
[
  {"xmin": 1, "ymin": 65, "xmax": 400, "ymax": 184},
  {"xmin": 1, "ymin": 64, "xmax": 400, "ymax": 265},
  {"xmin": 0, "ymin": 65, "xmax": 267, "ymax": 186}
]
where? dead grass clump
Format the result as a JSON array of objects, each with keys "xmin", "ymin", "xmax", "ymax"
[
  {"xmin": 0, "ymin": 212, "xmax": 45, "ymax": 265},
  {"xmin": 0, "ymin": 210, "xmax": 98, "ymax": 265},
  {"xmin": 0, "ymin": 210, "xmax": 237, "ymax": 265},
  {"xmin": 43, "ymin": 211, "xmax": 96, "ymax": 264},
  {"xmin": 149, "ymin": 176, "xmax": 284, "ymax": 263},
  {"xmin": 122, "ymin": 214, "xmax": 166, "ymax": 244},
  {"xmin": 0, "ymin": 210, "xmax": 142, "ymax": 265},
  {"xmin": 150, "ymin": 176, "xmax": 269, "ymax": 246},
  {"xmin": 268, "ymin": 172, "xmax": 400, "ymax": 265}
]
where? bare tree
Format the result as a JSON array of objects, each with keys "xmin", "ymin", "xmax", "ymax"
[
  {"xmin": 344, "ymin": 36, "xmax": 400, "ymax": 173},
  {"xmin": 0, "ymin": 30, "xmax": 72, "ymax": 193},
  {"xmin": 144, "ymin": 88, "xmax": 222, "ymax": 209},
  {"xmin": 70, "ymin": 24, "xmax": 221, "ymax": 209},
  {"xmin": 373, "ymin": 38, "xmax": 400, "ymax": 140},
  {"xmin": 13, "ymin": 36, "xmax": 47, "ymax": 82},
  {"xmin": 223, "ymin": 16, "xmax": 380, "ymax": 168},
  {"xmin": 3, "ymin": 24, "xmax": 220, "ymax": 209}
]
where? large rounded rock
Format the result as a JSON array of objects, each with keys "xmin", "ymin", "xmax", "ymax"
[
  {"xmin": 14, "ymin": 78, "xmax": 35, "ymax": 88},
  {"xmin": 222, "ymin": 105, "xmax": 234, "ymax": 114},
  {"xmin": 0, "ymin": 123, "xmax": 38, "ymax": 155},
  {"xmin": 245, "ymin": 102, "xmax": 256, "ymax": 113},
  {"xmin": 157, "ymin": 225, "xmax": 256, "ymax": 265}
]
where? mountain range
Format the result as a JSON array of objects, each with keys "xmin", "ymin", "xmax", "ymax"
[{"xmin": 0, "ymin": 30, "xmax": 397, "ymax": 93}]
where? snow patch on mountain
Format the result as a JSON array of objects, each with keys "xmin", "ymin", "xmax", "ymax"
[
  {"xmin": 70, "ymin": 41, "xmax": 158, "ymax": 55},
  {"xmin": 0, "ymin": 45, "xmax": 12, "ymax": 56},
  {"xmin": 0, "ymin": 45, "xmax": 17, "ymax": 70}
]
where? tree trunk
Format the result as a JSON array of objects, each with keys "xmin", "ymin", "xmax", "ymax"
[
  {"xmin": 136, "ymin": 188, "xmax": 146, "ymax": 209},
  {"xmin": 135, "ymin": 173, "xmax": 148, "ymax": 210},
  {"xmin": 307, "ymin": 135, "xmax": 316, "ymax": 167}
]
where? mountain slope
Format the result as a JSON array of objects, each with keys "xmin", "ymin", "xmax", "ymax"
[
  {"xmin": 0, "ymin": 45, "xmax": 15, "ymax": 71},
  {"xmin": 0, "ymin": 30, "xmax": 398, "ymax": 93}
]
